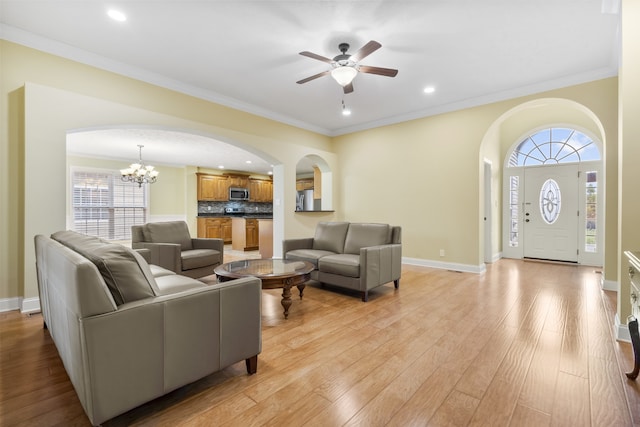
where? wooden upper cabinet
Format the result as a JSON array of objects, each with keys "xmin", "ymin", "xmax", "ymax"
[
  {"xmin": 227, "ymin": 175, "xmax": 249, "ymax": 189},
  {"xmin": 249, "ymin": 178, "xmax": 273, "ymax": 202},
  {"xmin": 296, "ymin": 178, "xmax": 314, "ymax": 191},
  {"xmin": 197, "ymin": 173, "xmax": 229, "ymax": 201}
]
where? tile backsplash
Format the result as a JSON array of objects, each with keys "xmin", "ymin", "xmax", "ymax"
[{"xmin": 198, "ymin": 201, "xmax": 273, "ymax": 215}]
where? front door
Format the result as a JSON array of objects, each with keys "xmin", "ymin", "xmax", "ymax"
[{"xmin": 523, "ymin": 164, "xmax": 579, "ymax": 262}]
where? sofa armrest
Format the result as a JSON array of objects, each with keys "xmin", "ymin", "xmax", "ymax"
[
  {"xmin": 360, "ymin": 243, "xmax": 402, "ymax": 290},
  {"xmin": 132, "ymin": 242, "xmax": 181, "ymax": 273},
  {"xmin": 214, "ymin": 277, "xmax": 262, "ymax": 368},
  {"xmin": 282, "ymin": 238, "xmax": 314, "ymax": 255},
  {"xmin": 134, "ymin": 248, "xmax": 151, "ymax": 263},
  {"xmin": 192, "ymin": 238, "xmax": 224, "ymax": 253},
  {"xmin": 79, "ymin": 276, "xmax": 261, "ymax": 425}
]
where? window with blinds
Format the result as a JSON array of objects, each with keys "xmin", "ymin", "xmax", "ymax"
[{"xmin": 72, "ymin": 169, "xmax": 147, "ymax": 240}]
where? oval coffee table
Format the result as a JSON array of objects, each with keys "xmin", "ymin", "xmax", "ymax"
[{"xmin": 214, "ymin": 259, "xmax": 315, "ymax": 319}]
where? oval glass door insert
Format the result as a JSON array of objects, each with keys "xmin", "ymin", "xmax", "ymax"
[{"xmin": 539, "ymin": 179, "xmax": 561, "ymax": 224}]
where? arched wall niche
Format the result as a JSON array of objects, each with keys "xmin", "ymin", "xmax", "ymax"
[{"xmin": 295, "ymin": 154, "xmax": 333, "ymax": 211}]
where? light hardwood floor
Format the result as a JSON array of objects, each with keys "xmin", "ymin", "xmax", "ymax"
[{"xmin": 1, "ymin": 255, "xmax": 639, "ymax": 426}]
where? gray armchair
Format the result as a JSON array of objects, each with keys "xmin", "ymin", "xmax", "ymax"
[{"xmin": 132, "ymin": 221, "xmax": 224, "ymax": 278}]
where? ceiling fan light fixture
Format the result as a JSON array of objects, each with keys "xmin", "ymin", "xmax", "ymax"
[{"xmin": 331, "ymin": 66, "xmax": 357, "ymax": 86}]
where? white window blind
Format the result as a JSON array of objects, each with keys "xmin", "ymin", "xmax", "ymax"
[{"xmin": 72, "ymin": 169, "xmax": 147, "ymax": 240}]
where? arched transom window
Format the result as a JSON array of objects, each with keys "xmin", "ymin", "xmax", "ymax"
[{"xmin": 508, "ymin": 127, "xmax": 601, "ymax": 167}]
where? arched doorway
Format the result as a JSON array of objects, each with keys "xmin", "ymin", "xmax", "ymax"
[{"xmin": 502, "ymin": 126, "xmax": 603, "ymax": 266}]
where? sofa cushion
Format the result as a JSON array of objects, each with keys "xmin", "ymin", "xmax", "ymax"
[
  {"xmin": 149, "ymin": 264, "xmax": 176, "ymax": 278},
  {"xmin": 181, "ymin": 249, "xmax": 221, "ymax": 271},
  {"xmin": 312, "ymin": 222, "xmax": 349, "ymax": 254},
  {"xmin": 154, "ymin": 274, "xmax": 206, "ymax": 294},
  {"xmin": 144, "ymin": 221, "xmax": 193, "ymax": 251},
  {"xmin": 81, "ymin": 244, "xmax": 156, "ymax": 305},
  {"xmin": 285, "ymin": 249, "xmax": 336, "ymax": 268},
  {"xmin": 51, "ymin": 230, "xmax": 106, "ymax": 253},
  {"xmin": 343, "ymin": 223, "xmax": 391, "ymax": 255},
  {"xmin": 52, "ymin": 230, "xmax": 157, "ymax": 305},
  {"xmin": 318, "ymin": 254, "xmax": 360, "ymax": 278}
]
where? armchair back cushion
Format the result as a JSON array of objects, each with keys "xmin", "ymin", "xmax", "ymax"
[
  {"xmin": 343, "ymin": 223, "xmax": 391, "ymax": 255},
  {"xmin": 143, "ymin": 221, "xmax": 193, "ymax": 251},
  {"xmin": 312, "ymin": 222, "xmax": 350, "ymax": 254}
]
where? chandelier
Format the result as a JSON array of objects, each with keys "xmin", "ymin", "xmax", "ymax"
[{"xmin": 120, "ymin": 145, "xmax": 159, "ymax": 187}]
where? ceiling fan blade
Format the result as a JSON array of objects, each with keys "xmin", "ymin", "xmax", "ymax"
[
  {"xmin": 350, "ymin": 40, "xmax": 382, "ymax": 62},
  {"xmin": 358, "ymin": 65, "xmax": 398, "ymax": 77},
  {"xmin": 343, "ymin": 83, "xmax": 354, "ymax": 94},
  {"xmin": 296, "ymin": 70, "xmax": 330, "ymax": 84},
  {"xmin": 299, "ymin": 51, "xmax": 334, "ymax": 64}
]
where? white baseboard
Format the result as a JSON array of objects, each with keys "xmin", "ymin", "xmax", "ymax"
[
  {"xmin": 402, "ymin": 257, "xmax": 487, "ymax": 274},
  {"xmin": 602, "ymin": 278, "xmax": 618, "ymax": 292},
  {"xmin": 0, "ymin": 297, "xmax": 21, "ymax": 313},
  {"xmin": 21, "ymin": 297, "xmax": 41, "ymax": 314},
  {"xmin": 0, "ymin": 296, "xmax": 41, "ymax": 313},
  {"xmin": 616, "ymin": 314, "xmax": 631, "ymax": 342}
]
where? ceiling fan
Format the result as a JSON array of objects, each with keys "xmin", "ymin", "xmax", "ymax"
[{"xmin": 296, "ymin": 40, "xmax": 398, "ymax": 94}]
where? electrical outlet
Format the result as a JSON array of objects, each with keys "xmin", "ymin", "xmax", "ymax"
[{"xmin": 439, "ymin": 249, "xmax": 445, "ymax": 257}]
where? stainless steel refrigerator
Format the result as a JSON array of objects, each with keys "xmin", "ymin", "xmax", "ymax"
[{"xmin": 296, "ymin": 189, "xmax": 314, "ymax": 211}]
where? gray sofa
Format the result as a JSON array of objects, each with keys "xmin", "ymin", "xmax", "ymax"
[
  {"xmin": 34, "ymin": 230, "xmax": 261, "ymax": 426},
  {"xmin": 283, "ymin": 222, "xmax": 402, "ymax": 301},
  {"xmin": 131, "ymin": 220, "xmax": 223, "ymax": 279}
]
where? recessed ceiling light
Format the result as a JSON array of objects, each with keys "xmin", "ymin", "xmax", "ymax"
[
  {"xmin": 245, "ymin": 160, "xmax": 252, "ymax": 164},
  {"xmin": 218, "ymin": 165, "xmax": 225, "ymax": 169},
  {"xmin": 268, "ymin": 171, "xmax": 273, "ymax": 175},
  {"xmin": 423, "ymin": 86, "xmax": 435, "ymax": 94},
  {"xmin": 107, "ymin": 9, "xmax": 127, "ymax": 22},
  {"xmin": 342, "ymin": 108, "xmax": 351, "ymax": 116}
]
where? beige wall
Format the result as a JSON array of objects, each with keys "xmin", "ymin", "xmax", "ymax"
[
  {"xmin": 618, "ymin": 0, "xmax": 640, "ymax": 325},
  {"xmin": 0, "ymin": 36, "xmax": 629, "ymax": 328},
  {"xmin": 1, "ymin": 41, "xmax": 337, "ymax": 304},
  {"xmin": 333, "ymin": 79, "xmax": 618, "ymax": 273}
]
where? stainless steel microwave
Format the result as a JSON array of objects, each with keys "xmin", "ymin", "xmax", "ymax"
[{"xmin": 229, "ymin": 187, "xmax": 249, "ymax": 201}]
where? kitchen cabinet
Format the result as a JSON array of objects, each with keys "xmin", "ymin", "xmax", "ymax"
[
  {"xmin": 197, "ymin": 173, "xmax": 228, "ymax": 201},
  {"xmin": 221, "ymin": 218, "xmax": 232, "ymax": 243},
  {"xmin": 296, "ymin": 178, "xmax": 314, "ymax": 191},
  {"xmin": 197, "ymin": 217, "xmax": 232, "ymax": 243},
  {"xmin": 227, "ymin": 174, "xmax": 249, "ymax": 189},
  {"xmin": 249, "ymin": 178, "xmax": 273, "ymax": 202},
  {"xmin": 258, "ymin": 219, "xmax": 273, "ymax": 259},
  {"xmin": 232, "ymin": 218, "xmax": 259, "ymax": 251}
]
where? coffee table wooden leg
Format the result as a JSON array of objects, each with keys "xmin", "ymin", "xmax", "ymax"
[
  {"xmin": 297, "ymin": 283, "xmax": 305, "ymax": 299},
  {"xmin": 281, "ymin": 282, "xmax": 293, "ymax": 319}
]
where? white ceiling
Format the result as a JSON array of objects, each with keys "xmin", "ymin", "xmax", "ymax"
[{"xmin": 1, "ymin": 0, "xmax": 620, "ymax": 172}]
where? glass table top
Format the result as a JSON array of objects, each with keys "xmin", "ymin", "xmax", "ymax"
[{"xmin": 215, "ymin": 259, "xmax": 314, "ymax": 278}]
